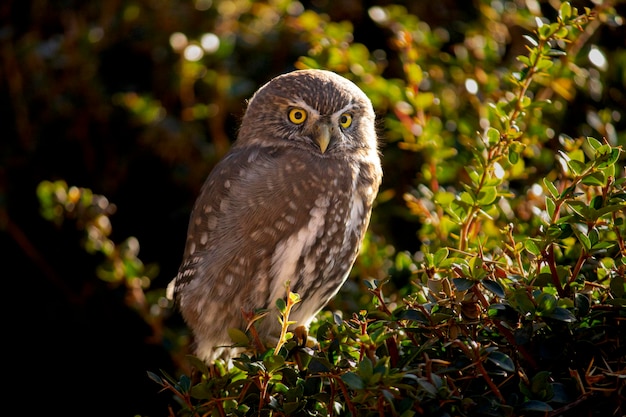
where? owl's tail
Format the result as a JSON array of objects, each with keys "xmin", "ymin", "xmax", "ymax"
[{"xmin": 165, "ymin": 278, "xmax": 176, "ymax": 301}]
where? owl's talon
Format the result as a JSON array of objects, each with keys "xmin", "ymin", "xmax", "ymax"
[
  {"xmin": 293, "ymin": 325, "xmax": 319, "ymax": 349},
  {"xmin": 294, "ymin": 325, "xmax": 308, "ymax": 347}
]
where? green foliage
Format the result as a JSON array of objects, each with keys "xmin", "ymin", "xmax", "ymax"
[
  {"xmin": 36, "ymin": 180, "xmax": 180, "ymax": 350},
  {"xmin": 33, "ymin": 1, "xmax": 625, "ymax": 416}
]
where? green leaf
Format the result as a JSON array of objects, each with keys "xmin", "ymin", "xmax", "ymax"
[
  {"xmin": 530, "ymin": 370, "xmax": 554, "ymax": 400},
  {"xmin": 341, "ymin": 372, "xmax": 365, "ymax": 390},
  {"xmin": 538, "ymin": 24, "xmax": 553, "ymax": 40},
  {"xmin": 460, "ymin": 191, "xmax": 475, "ymax": 205},
  {"xmin": 547, "ymin": 307, "xmax": 577, "ymax": 322},
  {"xmin": 486, "ymin": 127, "xmax": 500, "ymax": 145},
  {"xmin": 581, "ymin": 171, "xmax": 606, "ymax": 186},
  {"xmin": 536, "ymin": 58, "xmax": 553, "ymax": 71},
  {"xmin": 568, "ymin": 200, "xmax": 589, "ymax": 218},
  {"xmin": 595, "ymin": 203, "xmax": 626, "ymax": 218},
  {"xmin": 548, "ymin": 48, "xmax": 567, "ymax": 56},
  {"xmin": 395, "ymin": 251, "xmax": 414, "ymax": 270},
  {"xmin": 524, "ymin": 239, "xmax": 541, "ymax": 256},
  {"xmin": 405, "ymin": 62, "xmax": 423, "ymax": 86},
  {"xmin": 481, "ymin": 279, "xmax": 505, "ymax": 298},
  {"xmin": 146, "ymin": 371, "xmax": 163, "ymax": 385},
  {"xmin": 610, "ymin": 275, "xmax": 625, "ymax": 297},
  {"xmin": 511, "ymin": 289, "xmax": 536, "ymax": 315},
  {"xmin": 276, "ymin": 297, "xmax": 287, "ymax": 313},
  {"xmin": 487, "ymin": 350, "xmax": 515, "ymax": 372},
  {"xmin": 596, "ymin": 148, "xmax": 621, "ymax": 169},
  {"xmin": 413, "ymin": 92, "xmax": 435, "ymax": 109},
  {"xmin": 453, "ymin": 278, "xmax": 475, "ymax": 291},
  {"xmin": 477, "ymin": 186, "xmax": 498, "ymax": 205},
  {"xmin": 264, "ymin": 355, "xmax": 285, "ymax": 373},
  {"xmin": 575, "ymin": 293, "xmax": 590, "ymax": 316},
  {"xmin": 559, "ymin": 1, "xmax": 572, "ymax": 20},
  {"xmin": 288, "ymin": 291, "xmax": 301, "ymax": 304},
  {"xmin": 283, "ymin": 401, "xmax": 303, "ymax": 415},
  {"xmin": 543, "ymin": 178, "xmax": 559, "ymax": 198},
  {"xmin": 522, "ymin": 35, "xmax": 538, "ymax": 47},
  {"xmin": 190, "ymin": 382, "xmax": 213, "ymax": 400},
  {"xmin": 545, "ymin": 196, "xmax": 556, "ymax": 219},
  {"xmin": 358, "ymin": 357, "xmax": 374, "ymax": 380},
  {"xmin": 448, "ymin": 200, "xmax": 468, "ymax": 222},
  {"xmin": 517, "ymin": 55, "xmax": 531, "ymax": 67},
  {"xmin": 434, "ymin": 247, "xmax": 449, "ymax": 265},
  {"xmin": 398, "ymin": 309, "xmax": 430, "ymax": 323},
  {"xmin": 521, "ymin": 401, "xmax": 553, "ymax": 412},
  {"xmin": 536, "ymin": 292, "xmax": 557, "ymax": 314},
  {"xmin": 186, "ymin": 355, "xmax": 210, "ymax": 375},
  {"xmin": 435, "ymin": 190, "xmax": 456, "ymax": 205},
  {"xmin": 573, "ymin": 228, "xmax": 592, "ymax": 251},
  {"xmin": 566, "ymin": 159, "xmax": 587, "ymax": 175},
  {"xmin": 586, "ymin": 136, "xmax": 603, "ymax": 150},
  {"xmin": 308, "ymin": 356, "xmax": 331, "ymax": 373},
  {"xmin": 228, "ymin": 328, "xmax": 250, "ymax": 346},
  {"xmin": 416, "ymin": 379, "xmax": 438, "ymax": 396},
  {"xmin": 178, "ymin": 374, "xmax": 191, "ymax": 392}
]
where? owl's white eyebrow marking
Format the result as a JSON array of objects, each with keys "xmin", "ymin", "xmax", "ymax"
[
  {"xmin": 290, "ymin": 99, "xmax": 319, "ymax": 117},
  {"xmin": 335, "ymin": 103, "xmax": 356, "ymax": 115}
]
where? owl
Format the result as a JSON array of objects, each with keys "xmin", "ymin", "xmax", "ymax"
[{"xmin": 168, "ymin": 69, "xmax": 382, "ymax": 363}]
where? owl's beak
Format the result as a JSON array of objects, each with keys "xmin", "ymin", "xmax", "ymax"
[{"xmin": 314, "ymin": 123, "xmax": 331, "ymax": 153}]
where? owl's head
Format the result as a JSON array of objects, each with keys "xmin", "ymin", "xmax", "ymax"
[{"xmin": 237, "ymin": 69, "xmax": 377, "ymax": 156}]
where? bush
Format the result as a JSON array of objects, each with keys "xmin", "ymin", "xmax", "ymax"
[{"xmin": 29, "ymin": 1, "xmax": 625, "ymax": 416}]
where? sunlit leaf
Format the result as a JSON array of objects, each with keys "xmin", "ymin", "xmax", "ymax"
[
  {"xmin": 477, "ymin": 186, "xmax": 497, "ymax": 205},
  {"xmin": 522, "ymin": 35, "xmax": 538, "ymax": 47},
  {"xmin": 434, "ymin": 247, "xmax": 450, "ymax": 265},
  {"xmin": 581, "ymin": 171, "xmax": 606, "ymax": 186},
  {"xmin": 524, "ymin": 239, "xmax": 541, "ymax": 256},
  {"xmin": 486, "ymin": 127, "xmax": 500, "ymax": 145},
  {"xmin": 228, "ymin": 328, "xmax": 250, "ymax": 346},
  {"xmin": 559, "ymin": 2, "xmax": 572, "ymax": 20},
  {"xmin": 543, "ymin": 178, "xmax": 559, "ymax": 199},
  {"xmin": 566, "ymin": 159, "xmax": 586, "ymax": 176}
]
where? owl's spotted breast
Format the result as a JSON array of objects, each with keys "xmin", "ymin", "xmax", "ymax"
[{"xmin": 170, "ymin": 69, "xmax": 382, "ymax": 363}]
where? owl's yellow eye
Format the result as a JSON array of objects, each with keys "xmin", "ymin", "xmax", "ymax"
[
  {"xmin": 288, "ymin": 108, "xmax": 307, "ymax": 124},
  {"xmin": 339, "ymin": 113, "xmax": 353, "ymax": 128}
]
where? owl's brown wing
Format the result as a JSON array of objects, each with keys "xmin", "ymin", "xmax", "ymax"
[{"xmin": 172, "ymin": 144, "xmax": 358, "ymax": 311}]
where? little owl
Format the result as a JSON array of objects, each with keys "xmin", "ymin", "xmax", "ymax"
[{"xmin": 168, "ymin": 69, "xmax": 382, "ymax": 363}]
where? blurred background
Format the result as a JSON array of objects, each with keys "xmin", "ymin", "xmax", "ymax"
[{"xmin": 1, "ymin": 0, "xmax": 624, "ymax": 415}]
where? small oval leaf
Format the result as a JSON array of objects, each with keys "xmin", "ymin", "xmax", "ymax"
[
  {"xmin": 487, "ymin": 350, "xmax": 515, "ymax": 372},
  {"xmin": 481, "ymin": 279, "xmax": 506, "ymax": 298}
]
